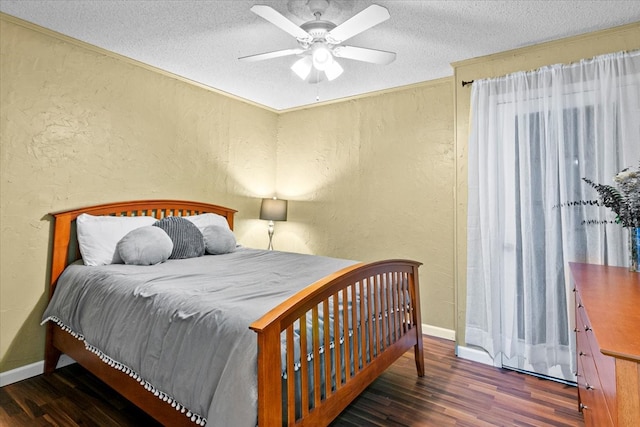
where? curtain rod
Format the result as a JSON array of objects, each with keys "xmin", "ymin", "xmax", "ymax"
[{"xmin": 462, "ymin": 80, "xmax": 474, "ymax": 87}]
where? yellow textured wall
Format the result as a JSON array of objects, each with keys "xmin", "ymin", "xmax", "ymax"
[
  {"xmin": 453, "ymin": 22, "xmax": 640, "ymax": 345},
  {"xmin": 0, "ymin": 16, "xmax": 278, "ymax": 372},
  {"xmin": 276, "ymin": 80, "xmax": 455, "ymax": 329}
]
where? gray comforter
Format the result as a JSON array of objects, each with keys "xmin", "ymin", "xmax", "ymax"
[{"xmin": 42, "ymin": 247, "xmax": 357, "ymax": 426}]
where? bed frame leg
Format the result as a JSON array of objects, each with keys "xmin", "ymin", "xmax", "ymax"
[
  {"xmin": 410, "ymin": 268, "xmax": 425, "ymax": 377},
  {"xmin": 414, "ymin": 336, "xmax": 425, "ymax": 377},
  {"xmin": 44, "ymin": 323, "xmax": 61, "ymax": 374}
]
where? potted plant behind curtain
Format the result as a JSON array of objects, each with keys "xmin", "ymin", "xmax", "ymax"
[{"xmin": 583, "ymin": 161, "xmax": 640, "ymax": 271}]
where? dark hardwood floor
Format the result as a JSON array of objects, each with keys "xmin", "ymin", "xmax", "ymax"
[{"xmin": 0, "ymin": 336, "xmax": 584, "ymax": 426}]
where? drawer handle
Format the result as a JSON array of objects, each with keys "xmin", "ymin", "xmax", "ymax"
[
  {"xmin": 577, "ymin": 303, "xmax": 583, "ymax": 308},
  {"xmin": 574, "ymin": 327, "xmax": 579, "ymax": 332},
  {"xmin": 584, "ymin": 325, "xmax": 592, "ymax": 331},
  {"xmin": 579, "ymin": 351, "xmax": 586, "ymax": 356},
  {"xmin": 580, "ymin": 403, "xmax": 589, "ymax": 411},
  {"xmin": 586, "ymin": 384, "xmax": 595, "ymax": 390}
]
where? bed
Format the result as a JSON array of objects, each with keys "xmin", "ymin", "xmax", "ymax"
[{"xmin": 42, "ymin": 199, "xmax": 424, "ymax": 426}]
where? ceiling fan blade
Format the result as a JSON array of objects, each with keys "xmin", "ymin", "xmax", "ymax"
[
  {"xmin": 239, "ymin": 48, "xmax": 305, "ymax": 62},
  {"xmin": 250, "ymin": 5, "xmax": 312, "ymax": 41},
  {"xmin": 333, "ymin": 45, "xmax": 396, "ymax": 65},
  {"xmin": 326, "ymin": 4, "xmax": 390, "ymax": 44}
]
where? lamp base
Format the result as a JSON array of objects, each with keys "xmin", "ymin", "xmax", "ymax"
[{"xmin": 267, "ymin": 220, "xmax": 275, "ymax": 250}]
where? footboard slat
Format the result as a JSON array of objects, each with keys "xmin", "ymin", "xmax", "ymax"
[
  {"xmin": 299, "ymin": 314, "xmax": 309, "ymax": 418},
  {"xmin": 383, "ymin": 273, "xmax": 391, "ymax": 347},
  {"xmin": 322, "ymin": 300, "xmax": 331, "ymax": 402},
  {"xmin": 358, "ymin": 280, "xmax": 367, "ymax": 369},
  {"xmin": 311, "ymin": 306, "xmax": 321, "ymax": 411},
  {"xmin": 286, "ymin": 326, "xmax": 295, "ymax": 424},
  {"xmin": 392, "ymin": 273, "xmax": 399, "ymax": 343},
  {"xmin": 342, "ymin": 287, "xmax": 351, "ymax": 384},
  {"xmin": 369, "ymin": 277, "xmax": 377, "ymax": 367},
  {"xmin": 375, "ymin": 275, "xmax": 383, "ymax": 355},
  {"xmin": 250, "ymin": 260, "xmax": 423, "ymax": 427},
  {"xmin": 402, "ymin": 273, "xmax": 410, "ymax": 334},
  {"xmin": 332, "ymin": 291, "xmax": 342, "ymax": 390},
  {"xmin": 350, "ymin": 283, "xmax": 360, "ymax": 377}
]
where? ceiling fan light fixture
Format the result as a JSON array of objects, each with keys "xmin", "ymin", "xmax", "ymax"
[
  {"xmin": 325, "ymin": 60, "xmax": 343, "ymax": 81},
  {"xmin": 291, "ymin": 56, "xmax": 313, "ymax": 80},
  {"xmin": 242, "ymin": 4, "xmax": 395, "ymax": 85},
  {"xmin": 311, "ymin": 43, "xmax": 333, "ymax": 71}
]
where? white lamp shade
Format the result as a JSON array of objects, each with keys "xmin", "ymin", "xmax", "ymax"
[
  {"xmin": 312, "ymin": 44, "xmax": 333, "ymax": 71},
  {"xmin": 291, "ymin": 56, "xmax": 312, "ymax": 80},
  {"xmin": 260, "ymin": 198, "xmax": 288, "ymax": 221},
  {"xmin": 325, "ymin": 60, "xmax": 344, "ymax": 81}
]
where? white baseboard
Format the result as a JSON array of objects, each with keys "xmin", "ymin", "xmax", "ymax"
[
  {"xmin": 1, "ymin": 324, "xmax": 453, "ymax": 387},
  {"xmin": 422, "ymin": 324, "xmax": 456, "ymax": 341},
  {"xmin": 456, "ymin": 344, "xmax": 500, "ymax": 367},
  {"xmin": 0, "ymin": 355, "xmax": 75, "ymax": 387}
]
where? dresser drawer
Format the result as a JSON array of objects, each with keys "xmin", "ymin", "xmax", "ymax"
[
  {"xmin": 577, "ymin": 338, "xmax": 600, "ymax": 392},
  {"xmin": 576, "ymin": 331, "xmax": 614, "ymax": 426},
  {"xmin": 576, "ymin": 299, "xmax": 617, "ymax": 419},
  {"xmin": 578, "ymin": 379, "xmax": 614, "ymax": 425}
]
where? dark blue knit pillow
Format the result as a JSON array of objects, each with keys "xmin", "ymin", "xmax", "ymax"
[{"xmin": 153, "ymin": 216, "xmax": 205, "ymax": 259}]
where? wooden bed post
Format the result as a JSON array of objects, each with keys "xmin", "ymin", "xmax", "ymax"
[
  {"xmin": 410, "ymin": 264, "xmax": 425, "ymax": 376},
  {"xmin": 44, "ymin": 323, "xmax": 62, "ymax": 374},
  {"xmin": 253, "ymin": 324, "xmax": 283, "ymax": 427},
  {"xmin": 44, "ymin": 212, "xmax": 73, "ymax": 374}
]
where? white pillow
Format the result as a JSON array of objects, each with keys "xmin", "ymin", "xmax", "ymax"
[
  {"xmin": 184, "ymin": 213, "xmax": 230, "ymax": 232},
  {"xmin": 76, "ymin": 214, "xmax": 157, "ymax": 266}
]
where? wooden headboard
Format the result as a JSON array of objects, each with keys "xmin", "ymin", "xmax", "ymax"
[{"xmin": 48, "ymin": 199, "xmax": 237, "ymax": 298}]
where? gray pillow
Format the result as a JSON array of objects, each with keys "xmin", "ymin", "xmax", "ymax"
[
  {"xmin": 202, "ymin": 225, "xmax": 236, "ymax": 255},
  {"xmin": 116, "ymin": 226, "xmax": 174, "ymax": 265},
  {"xmin": 153, "ymin": 216, "xmax": 205, "ymax": 259}
]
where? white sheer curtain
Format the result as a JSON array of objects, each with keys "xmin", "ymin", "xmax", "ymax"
[{"xmin": 465, "ymin": 50, "xmax": 640, "ymax": 381}]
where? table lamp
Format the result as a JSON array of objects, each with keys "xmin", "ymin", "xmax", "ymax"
[{"xmin": 259, "ymin": 197, "xmax": 288, "ymax": 250}]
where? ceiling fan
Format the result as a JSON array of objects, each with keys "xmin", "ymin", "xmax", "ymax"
[{"xmin": 239, "ymin": 0, "xmax": 396, "ymax": 83}]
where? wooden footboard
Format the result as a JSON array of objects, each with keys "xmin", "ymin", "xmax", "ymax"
[
  {"xmin": 44, "ymin": 200, "xmax": 424, "ymax": 427},
  {"xmin": 250, "ymin": 259, "xmax": 423, "ymax": 427}
]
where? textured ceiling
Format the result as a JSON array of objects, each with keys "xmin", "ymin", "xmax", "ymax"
[{"xmin": 2, "ymin": 1, "xmax": 640, "ymax": 111}]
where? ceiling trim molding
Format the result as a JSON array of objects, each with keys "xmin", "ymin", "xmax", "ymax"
[
  {"xmin": 451, "ymin": 21, "xmax": 640, "ymax": 70},
  {"xmin": 279, "ymin": 76, "xmax": 454, "ymax": 114}
]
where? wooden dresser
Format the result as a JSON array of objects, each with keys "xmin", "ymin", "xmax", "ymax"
[{"xmin": 571, "ymin": 263, "xmax": 640, "ymax": 426}]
